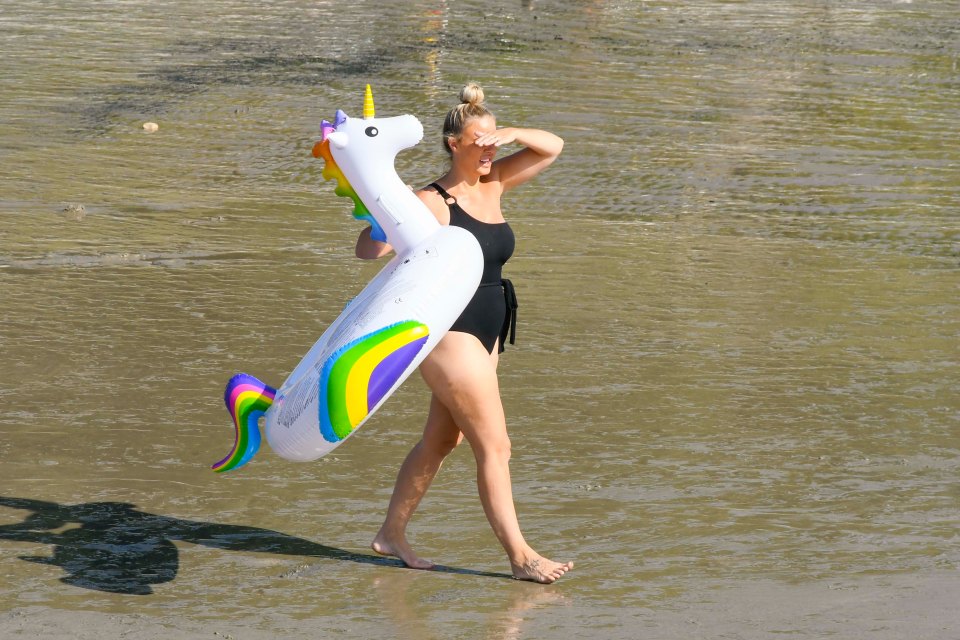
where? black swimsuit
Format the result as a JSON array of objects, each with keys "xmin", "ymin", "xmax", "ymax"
[{"xmin": 429, "ymin": 182, "xmax": 518, "ymax": 354}]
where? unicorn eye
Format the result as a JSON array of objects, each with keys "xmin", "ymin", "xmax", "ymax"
[{"xmin": 365, "ymin": 126, "xmax": 379, "ymax": 137}]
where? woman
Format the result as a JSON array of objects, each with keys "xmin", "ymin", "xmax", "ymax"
[{"xmin": 356, "ymin": 83, "xmax": 573, "ymax": 584}]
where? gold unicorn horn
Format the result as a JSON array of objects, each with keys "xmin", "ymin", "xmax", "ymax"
[{"xmin": 363, "ymin": 84, "xmax": 375, "ymax": 119}]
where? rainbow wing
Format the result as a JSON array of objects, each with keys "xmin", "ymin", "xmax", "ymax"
[{"xmin": 318, "ymin": 320, "xmax": 429, "ymax": 442}]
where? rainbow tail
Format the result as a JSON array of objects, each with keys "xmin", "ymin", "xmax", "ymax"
[{"xmin": 212, "ymin": 373, "xmax": 277, "ymax": 473}]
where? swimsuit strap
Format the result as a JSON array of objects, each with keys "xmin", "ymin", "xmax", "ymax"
[{"xmin": 428, "ymin": 182, "xmax": 458, "ymax": 206}]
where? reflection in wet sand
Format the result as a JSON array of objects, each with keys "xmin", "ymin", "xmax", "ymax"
[
  {"xmin": 420, "ymin": 2, "xmax": 448, "ymax": 101},
  {"xmin": 371, "ymin": 569, "xmax": 568, "ymax": 640}
]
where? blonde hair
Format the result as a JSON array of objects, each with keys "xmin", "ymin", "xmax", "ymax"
[{"xmin": 442, "ymin": 83, "xmax": 494, "ymax": 155}]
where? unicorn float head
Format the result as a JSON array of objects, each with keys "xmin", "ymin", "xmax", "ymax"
[{"xmin": 312, "ymin": 85, "xmax": 441, "ymax": 253}]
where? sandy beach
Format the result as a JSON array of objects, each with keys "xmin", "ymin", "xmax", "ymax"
[{"xmin": 2, "ymin": 570, "xmax": 957, "ymax": 639}]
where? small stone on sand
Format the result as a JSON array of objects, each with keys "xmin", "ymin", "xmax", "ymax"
[{"xmin": 62, "ymin": 204, "xmax": 85, "ymax": 221}]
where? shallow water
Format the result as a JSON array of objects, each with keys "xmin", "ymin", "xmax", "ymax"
[{"xmin": 1, "ymin": 1, "xmax": 958, "ymax": 637}]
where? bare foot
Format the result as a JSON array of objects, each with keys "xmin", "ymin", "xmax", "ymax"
[
  {"xmin": 371, "ymin": 531, "xmax": 435, "ymax": 570},
  {"xmin": 511, "ymin": 555, "xmax": 574, "ymax": 584}
]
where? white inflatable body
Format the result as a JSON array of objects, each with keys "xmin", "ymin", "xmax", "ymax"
[{"xmin": 213, "ymin": 86, "xmax": 482, "ymax": 472}]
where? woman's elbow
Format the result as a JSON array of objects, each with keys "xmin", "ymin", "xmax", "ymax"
[
  {"xmin": 552, "ymin": 134, "xmax": 564, "ymax": 158},
  {"xmin": 355, "ymin": 229, "xmax": 392, "ymax": 259},
  {"xmin": 355, "ymin": 243, "xmax": 384, "ymax": 260}
]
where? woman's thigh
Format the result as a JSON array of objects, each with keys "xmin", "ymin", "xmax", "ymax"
[{"xmin": 420, "ymin": 332, "xmax": 508, "ymax": 454}]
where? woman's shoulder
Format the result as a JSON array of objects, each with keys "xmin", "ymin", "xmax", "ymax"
[
  {"xmin": 416, "ymin": 182, "xmax": 444, "ymax": 203},
  {"xmin": 416, "ymin": 183, "xmax": 450, "ymax": 223}
]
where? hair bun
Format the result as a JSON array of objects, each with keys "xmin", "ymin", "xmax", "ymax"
[{"xmin": 459, "ymin": 83, "xmax": 485, "ymax": 106}]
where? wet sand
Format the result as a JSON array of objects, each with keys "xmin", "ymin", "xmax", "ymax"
[{"xmin": 2, "ymin": 571, "xmax": 956, "ymax": 639}]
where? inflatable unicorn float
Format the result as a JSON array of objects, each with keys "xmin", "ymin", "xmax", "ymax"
[{"xmin": 212, "ymin": 85, "xmax": 482, "ymax": 472}]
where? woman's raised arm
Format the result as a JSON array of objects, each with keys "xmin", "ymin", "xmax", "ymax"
[{"xmin": 482, "ymin": 127, "xmax": 564, "ymax": 192}]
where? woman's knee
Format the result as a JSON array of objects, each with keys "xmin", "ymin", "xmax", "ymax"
[
  {"xmin": 422, "ymin": 430, "xmax": 463, "ymax": 458},
  {"xmin": 473, "ymin": 434, "xmax": 511, "ymax": 464}
]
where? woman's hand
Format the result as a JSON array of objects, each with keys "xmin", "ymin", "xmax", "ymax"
[{"xmin": 474, "ymin": 127, "xmax": 519, "ymax": 149}]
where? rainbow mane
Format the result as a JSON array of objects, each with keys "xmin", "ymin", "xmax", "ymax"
[{"xmin": 311, "ymin": 112, "xmax": 386, "ymax": 242}]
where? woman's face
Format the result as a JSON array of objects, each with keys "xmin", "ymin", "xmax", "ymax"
[{"xmin": 450, "ymin": 115, "xmax": 497, "ymax": 175}]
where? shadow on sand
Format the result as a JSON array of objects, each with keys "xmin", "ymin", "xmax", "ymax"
[{"xmin": 0, "ymin": 496, "xmax": 510, "ymax": 595}]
